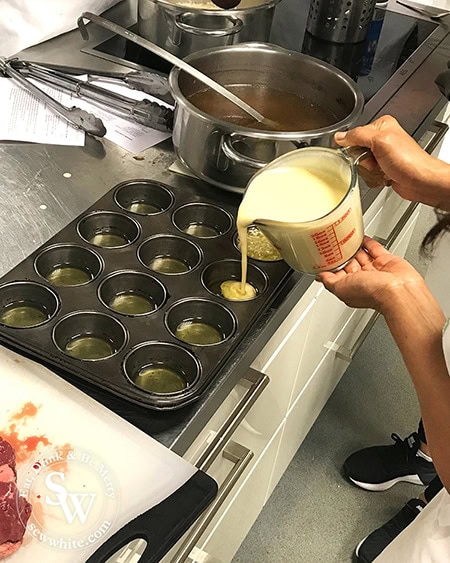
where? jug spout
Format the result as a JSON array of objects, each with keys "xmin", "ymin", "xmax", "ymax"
[{"xmin": 252, "ymin": 219, "xmax": 267, "ymax": 228}]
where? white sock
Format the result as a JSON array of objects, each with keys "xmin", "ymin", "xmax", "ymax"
[{"xmin": 417, "ymin": 449, "xmax": 433, "ymax": 462}]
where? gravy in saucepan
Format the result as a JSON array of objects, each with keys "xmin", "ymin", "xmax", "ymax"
[{"xmin": 187, "ymin": 84, "xmax": 339, "ymax": 131}]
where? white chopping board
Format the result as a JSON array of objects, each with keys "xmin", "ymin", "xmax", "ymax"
[{"xmin": 0, "ymin": 345, "xmax": 214, "ymax": 562}]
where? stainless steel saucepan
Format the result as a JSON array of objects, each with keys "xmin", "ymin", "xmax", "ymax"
[
  {"xmin": 169, "ymin": 43, "xmax": 365, "ymax": 193},
  {"xmin": 138, "ymin": 0, "xmax": 281, "ymax": 58},
  {"xmin": 78, "ymin": 14, "xmax": 364, "ymax": 194}
]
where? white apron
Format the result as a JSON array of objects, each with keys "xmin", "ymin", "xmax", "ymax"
[
  {"xmin": 374, "ymin": 320, "xmax": 450, "ymax": 562},
  {"xmin": 0, "ymin": 0, "xmax": 121, "ymax": 58}
]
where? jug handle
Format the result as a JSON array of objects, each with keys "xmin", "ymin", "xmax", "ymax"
[{"xmin": 341, "ymin": 145, "xmax": 392, "ymax": 188}]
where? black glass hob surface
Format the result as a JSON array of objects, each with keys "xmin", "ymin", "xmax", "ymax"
[{"xmin": 84, "ymin": 0, "xmax": 437, "ymax": 102}]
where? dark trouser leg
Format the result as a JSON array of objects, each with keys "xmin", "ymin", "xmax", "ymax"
[
  {"xmin": 417, "ymin": 419, "xmax": 443, "ymax": 502},
  {"xmin": 417, "ymin": 419, "xmax": 427, "ymax": 444},
  {"xmin": 424, "ymin": 476, "xmax": 443, "ymax": 502}
]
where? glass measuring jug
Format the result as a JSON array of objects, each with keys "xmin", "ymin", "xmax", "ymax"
[{"xmin": 237, "ymin": 147, "xmax": 367, "ymax": 274}]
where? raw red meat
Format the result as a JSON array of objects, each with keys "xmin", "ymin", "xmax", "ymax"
[
  {"xmin": 0, "ymin": 439, "xmax": 15, "ymax": 475},
  {"xmin": 0, "ymin": 437, "xmax": 32, "ymax": 559}
]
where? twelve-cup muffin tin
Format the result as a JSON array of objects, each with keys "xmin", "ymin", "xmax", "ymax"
[{"xmin": 0, "ymin": 179, "xmax": 291, "ymax": 410}]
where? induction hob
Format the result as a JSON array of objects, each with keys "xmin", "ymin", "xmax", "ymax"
[{"xmin": 81, "ymin": 0, "xmax": 437, "ymax": 102}]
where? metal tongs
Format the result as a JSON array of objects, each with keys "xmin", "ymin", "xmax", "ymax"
[
  {"xmin": 0, "ymin": 57, "xmax": 106, "ymax": 137},
  {"xmin": 85, "ymin": 71, "xmax": 171, "ymax": 99},
  {"xmin": 11, "ymin": 60, "xmax": 173, "ymax": 133}
]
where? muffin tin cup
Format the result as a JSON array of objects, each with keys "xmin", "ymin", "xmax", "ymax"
[
  {"xmin": 98, "ymin": 271, "xmax": 167, "ymax": 316},
  {"xmin": 233, "ymin": 227, "xmax": 283, "ymax": 263},
  {"xmin": 0, "ymin": 281, "xmax": 60, "ymax": 329},
  {"xmin": 123, "ymin": 341, "xmax": 201, "ymax": 395},
  {"xmin": 78, "ymin": 211, "xmax": 141, "ymax": 248},
  {"xmin": 34, "ymin": 244, "xmax": 104, "ymax": 287},
  {"xmin": 53, "ymin": 311, "xmax": 128, "ymax": 361},
  {"xmin": 138, "ymin": 234, "xmax": 202, "ymax": 275},
  {"xmin": 114, "ymin": 180, "xmax": 174, "ymax": 216},
  {"xmin": 202, "ymin": 260, "xmax": 268, "ymax": 302},
  {"xmin": 165, "ymin": 298, "xmax": 236, "ymax": 347},
  {"xmin": 0, "ymin": 178, "xmax": 291, "ymax": 410},
  {"xmin": 172, "ymin": 203, "xmax": 233, "ymax": 239}
]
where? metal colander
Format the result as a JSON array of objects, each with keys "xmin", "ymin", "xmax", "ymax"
[{"xmin": 306, "ymin": 0, "xmax": 377, "ymax": 43}]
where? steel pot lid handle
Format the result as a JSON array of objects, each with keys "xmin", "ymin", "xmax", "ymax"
[{"xmin": 175, "ymin": 12, "xmax": 243, "ymax": 36}]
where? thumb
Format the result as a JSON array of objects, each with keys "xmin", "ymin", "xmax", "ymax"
[{"xmin": 334, "ymin": 131, "xmax": 348, "ymax": 146}]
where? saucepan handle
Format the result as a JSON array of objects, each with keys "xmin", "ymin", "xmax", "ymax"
[
  {"xmin": 174, "ymin": 12, "xmax": 243, "ymax": 37},
  {"xmin": 87, "ymin": 470, "xmax": 218, "ymax": 563},
  {"xmin": 219, "ymin": 133, "xmax": 273, "ymax": 169}
]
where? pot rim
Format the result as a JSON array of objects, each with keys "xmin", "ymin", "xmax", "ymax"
[
  {"xmin": 169, "ymin": 42, "xmax": 365, "ymax": 140},
  {"xmin": 140, "ymin": 0, "xmax": 281, "ymax": 14}
]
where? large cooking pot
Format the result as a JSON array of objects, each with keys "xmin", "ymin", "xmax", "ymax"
[
  {"xmin": 138, "ymin": 0, "xmax": 280, "ymax": 58},
  {"xmin": 169, "ymin": 43, "xmax": 365, "ymax": 193}
]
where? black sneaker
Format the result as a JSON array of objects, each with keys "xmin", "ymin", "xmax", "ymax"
[
  {"xmin": 355, "ymin": 498, "xmax": 426, "ymax": 562},
  {"xmin": 344, "ymin": 432, "xmax": 436, "ymax": 491}
]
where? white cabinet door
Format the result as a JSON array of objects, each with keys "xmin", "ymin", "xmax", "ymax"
[
  {"xmin": 293, "ymin": 282, "xmax": 356, "ymax": 404},
  {"xmin": 251, "ymin": 284, "xmax": 318, "ymax": 419},
  {"xmin": 288, "ymin": 184, "xmax": 404, "ymax": 405},
  {"xmin": 425, "ymin": 109, "xmax": 450, "ymax": 313},
  {"xmin": 251, "ymin": 283, "xmax": 319, "ymax": 374},
  {"xmin": 269, "ymin": 346, "xmax": 348, "ymax": 497},
  {"xmin": 255, "ymin": 297, "xmax": 316, "ymax": 418},
  {"xmin": 197, "ymin": 428, "xmax": 283, "ymax": 563},
  {"xmin": 163, "ymin": 367, "xmax": 280, "ymax": 563},
  {"xmin": 365, "ymin": 189, "xmax": 412, "ymax": 242},
  {"xmin": 389, "ymin": 206, "xmax": 421, "ymax": 256},
  {"xmin": 425, "ymin": 234, "xmax": 450, "ymax": 315}
]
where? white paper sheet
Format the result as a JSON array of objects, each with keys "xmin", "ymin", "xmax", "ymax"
[
  {"xmin": 0, "ymin": 79, "xmax": 85, "ymax": 146},
  {"xmin": 0, "ymin": 77, "xmax": 173, "ymax": 153},
  {"xmin": 72, "ymin": 77, "xmax": 173, "ymax": 154}
]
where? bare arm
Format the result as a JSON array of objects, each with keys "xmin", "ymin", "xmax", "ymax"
[
  {"xmin": 324, "ymin": 117, "xmax": 450, "ymax": 489},
  {"xmin": 335, "ymin": 115, "xmax": 450, "ymax": 211},
  {"xmin": 319, "ymin": 238, "xmax": 450, "ymax": 491},
  {"xmin": 382, "ymin": 281, "xmax": 450, "ymax": 492}
]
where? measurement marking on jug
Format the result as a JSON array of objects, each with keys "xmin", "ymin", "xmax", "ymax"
[
  {"xmin": 340, "ymin": 228, "xmax": 356, "ymax": 246},
  {"xmin": 312, "ymin": 224, "xmax": 343, "ymax": 265},
  {"xmin": 334, "ymin": 208, "xmax": 351, "ymax": 226}
]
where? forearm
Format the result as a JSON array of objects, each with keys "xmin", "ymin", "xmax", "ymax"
[
  {"xmin": 336, "ymin": 115, "xmax": 450, "ymax": 210},
  {"xmin": 380, "ymin": 285, "xmax": 450, "ymax": 490},
  {"xmin": 417, "ymin": 155, "xmax": 450, "ymax": 211}
]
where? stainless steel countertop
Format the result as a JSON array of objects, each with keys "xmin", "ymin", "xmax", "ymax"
[{"xmin": 2, "ymin": 0, "xmax": 449, "ymax": 454}]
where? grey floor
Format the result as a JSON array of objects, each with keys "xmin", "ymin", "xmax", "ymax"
[{"xmin": 233, "ymin": 204, "xmax": 437, "ymax": 563}]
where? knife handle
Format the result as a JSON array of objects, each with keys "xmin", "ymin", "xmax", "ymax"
[{"xmin": 87, "ymin": 470, "xmax": 217, "ymax": 563}]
